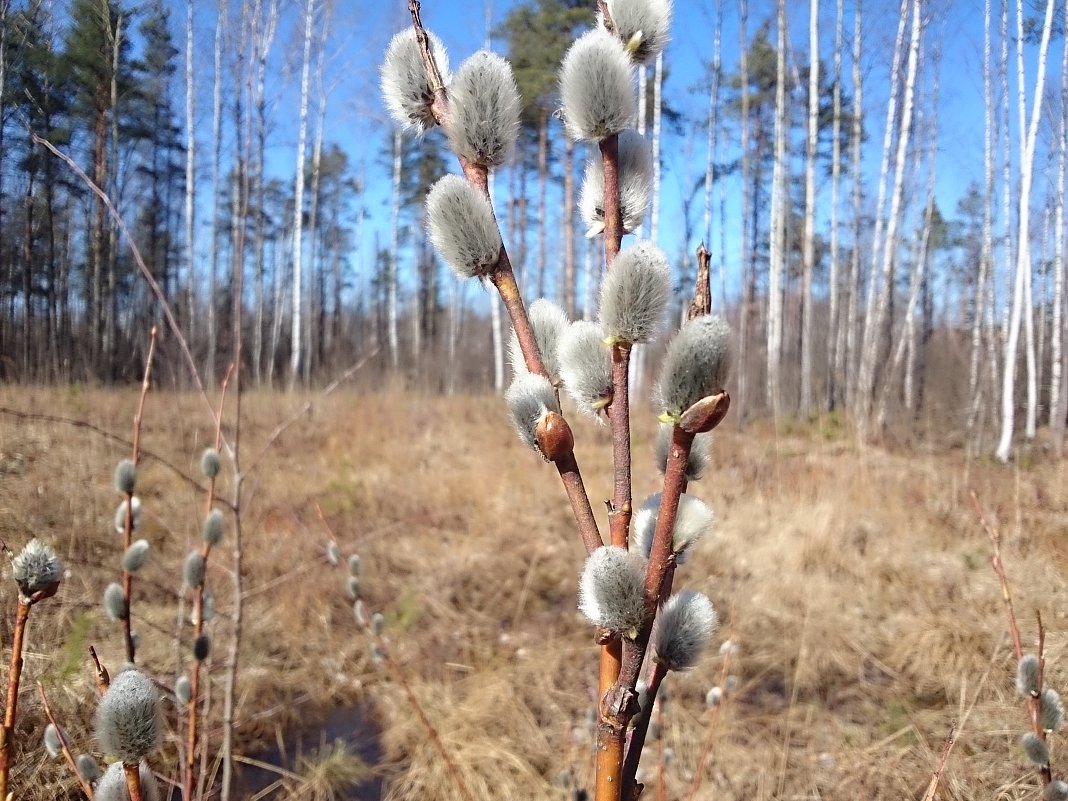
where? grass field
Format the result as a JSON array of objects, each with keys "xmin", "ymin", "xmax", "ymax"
[{"xmin": 0, "ymin": 385, "xmax": 1065, "ymax": 800}]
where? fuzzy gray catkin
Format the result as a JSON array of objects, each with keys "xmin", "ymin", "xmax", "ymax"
[
  {"xmin": 559, "ymin": 28, "xmax": 634, "ymax": 142},
  {"xmin": 175, "ymin": 675, "xmax": 192, "ymax": 705},
  {"xmin": 380, "ymin": 28, "xmax": 450, "ymax": 134},
  {"xmin": 631, "ymin": 493, "xmax": 714, "ymax": 564},
  {"xmin": 95, "ymin": 669, "xmax": 163, "ymax": 762},
  {"xmin": 426, "ymin": 174, "xmax": 502, "ymax": 279},
  {"xmin": 200, "ymin": 447, "xmax": 221, "ymax": 479},
  {"xmin": 94, "ymin": 760, "xmax": 159, "ymax": 801},
  {"xmin": 122, "ymin": 539, "xmax": 151, "ymax": 573},
  {"xmin": 103, "ymin": 582, "xmax": 128, "ymax": 621},
  {"xmin": 445, "ymin": 51, "xmax": 521, "ymax": 167},
  {"xmin": 43, "ymin": 723, "xmax": 63, "ymax": 758},
  {"xmin": 508, "ymin": 298, "xmax": 570, "ymax": 381},
  {"xmin": 202, "ymin": 509, "xmax": 225, "ymax": 546},
  {"xmin": 114, "ymin": 459, "xmax": 137, "ymax": 494},
  {"xmin": 348, "ymin": 554, "xmax": 361, "ymax": 577},
  {"xmin": 559, "ymin": 321, "xmax": 613, "ymax": 419},
  {"xmin": 76, "ymin": 753, "xmax": 101, "ymax": 783},
  {"xmin": 1042, "ymin": 687, "xmax": 1064, "ymax": 731},
  {"xmin": 183, "ymin": 551, "xmax": 206, "ymax": 588},
  {"xmin": 651, "ymin": 590, "xmax": 717, "ymax": 671},
  {"xmin": 113, "ymin": 497, "xmax": 142, "ymax": 534},
  {"xmin": 599, "ymin": 241, "xmax": 670, "ymax": 344},
  {"xmin": 601, "ymin": 0, "xmax": 673, "ymax": 65},
  {"xmin": 1018, "ymin": 654, "xmax": 1041, "ymax": 697},
  {"xmin": 655, "ymin": 423, "xmax": 711, "ymax": 481},
  {"xmin": 655, "ymin": 315, "xmax": 731, "ymax": 420},
  {"xmin": 12, "ymin": 538, "xmax": 62, "ymax": 598},
  {"xmin": 505, "ymin": 373, "xmax": 561, "ymax": 452},
  {"xmin": 326, "ymin": 541, "xmax": 340, "ymax": 566},
  {"xmin": 1022, "ymin": 732, "xmax": 1050, "ymax": 767},
  {"xmin": 1045, "ymin": 781, "xmax": 1068, "ymax": 801},
  {"xmin": 578, "ymin": 546, "xmax": 648, "ymax": 636},
  {"xmin": 580, "ymin": 129, "xmax": 652, "ymax": 237}
]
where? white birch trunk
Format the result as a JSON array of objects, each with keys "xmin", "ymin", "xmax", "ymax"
[
  {"xmin": 768, "ymin": 0, "xmax": 787, "ymax": 421},
  {"xmin": 184, "ymin": 0, "xmax": 196, "ymax": 347},
  {"xmin": 289, "ymin": 0, "xmax": 315, "ymax": 389},
  {"xmin": 845, "ymin": 0, "xmax": 863, "ymax": 406},
  {"xmin": 995, "ymin": 0, "xmax": 1055, "ymax": 460},
  {"xmin": 737, "ymin": 0, "xmax": 751, "ymax": 417},
  {"xmin": 1050, "ymin": 14, "xmax": 1066, "ymax": 441},
  {"xmin": 999, "ymin": 0, "xmax": 1013, "ymax": 352},
  {"xmin": 388, "ymin": 131, "xmax": 402, "ymax": 369},
  {"xmin": 829, "ymin": 0, "xmax": 844, "ymax": 410},
  {"xmin": 968, "ymin": 0, "xmax": 995, "ymax": 440},
  {"xmin": 206, "ymin": 8, "xmax": 224, "ymax": 387},
  {"xmin": 801, "ymin": 0, "xmax": 819, "ymax": 415},
  {"xmin": 856, "ymin": 0, "xmax": 920, "ymax": 438},
  {"xmin": 304, "ymin": 2, "xmax": 331, "ymax": 381}
]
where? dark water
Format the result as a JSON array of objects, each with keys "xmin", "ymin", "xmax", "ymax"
[{"xmin": 172, "ymin": 703, "xmax": 384, "ymax": 800}]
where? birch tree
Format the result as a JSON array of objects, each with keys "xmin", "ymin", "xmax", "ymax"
[
  {"xmin": 828, "ymin": 0, "xmax": 844, "ymax": 410},
  {"xmin": 1050, "ymin": 8, "xmax": 1066, "ymax": 449},
  {"xmin": 967, "ymin": 0, "xmax": 996, "ymax": 443},
  {"xmin": 737, "ymin": 0, "xmax": 751, "ymax": 420},
  {"xmin": 800, "ymin": 0, "xmax": 819, "ymax": 415},
  {"xmin": 289, "ymin": 0, "xmax": 316, "ymax": 389},
  {"xmin": 767, "ymin": 0, "xmax": 787, "ymax": 421},
  {"xmin": 184, "ymin": 0, "xmax": 195, "ymax": 348},
  {"xmin": 845, "ymin": 0, "xmax": 863, "ymax": 405},
  {"xmin": 995, "ymin": 0, "xmax": 1056, "ymax": 461},
  {"xmin": 206, "ymin": 7, "xmax": 225, "ymax": 386},
  {"xmin": 855, "ymin": 0, "xmax": 921, "ymax": 439}
]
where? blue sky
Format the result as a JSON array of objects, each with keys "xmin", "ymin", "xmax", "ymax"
[{"xmin": 175, "ymin": 0, "xmax": 1064, "ymax": 308}]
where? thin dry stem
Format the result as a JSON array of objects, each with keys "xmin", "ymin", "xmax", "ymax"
[
  {"xmin": 185, "ymin": 366, "xmax": 232, "ymax": 801},
  {"xmin": 37, "ymin": 682, "xmax": 95, "ymax": 799},
  {"xmin": 972, "ymin": 491, "xmax": 1053, "ymax": 785},
  {"xmin": 405, "ymin": 2, "xmax": 603, "ymax": 559},
  {"xmin": 0, "ymin": 599, "xmax": 31, "ymax": 798},
  {"xmin": 122, "ymin": 327, "xmax": 159, "ymax": 665},
  {"xmin": 920, "ymin": 722, "xmax": 957, "ymax": 801},
  {"xmin": 685, "ymin": 609, "xmax": 735, "ymax": 801},
  {"xmin": 124, "ymin": 761, "xmax": 146, "ymax": 801},
  {"xmin": 621, "ymin": 659, "xmax": 667, "ymax": 799}
]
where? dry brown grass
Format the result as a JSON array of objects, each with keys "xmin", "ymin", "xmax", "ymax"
[{"xmin": 0, "ymin": 385, "xmax": 1065, "ymax": 800}]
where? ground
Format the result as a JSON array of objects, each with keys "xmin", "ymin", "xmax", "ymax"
[{"xmin": 0, "ymin": 385, "xmax": 1064, "ymax": 800}]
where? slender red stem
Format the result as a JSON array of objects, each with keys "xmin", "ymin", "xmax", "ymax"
[{"xmin": 0, "ymin": 599, "xmax": 31, "ymax": 797}]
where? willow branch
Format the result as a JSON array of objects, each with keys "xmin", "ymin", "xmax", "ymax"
[{"xmin": 38, "ymin": 682, "xmax": 95, "ymax": 800}]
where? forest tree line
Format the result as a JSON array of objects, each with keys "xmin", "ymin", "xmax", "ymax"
[{"xmin": 0, "ymin": 0, "xmax": 1064, "ymax": 459}]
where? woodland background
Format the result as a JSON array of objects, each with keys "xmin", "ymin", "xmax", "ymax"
[{"xmin": 0, "ymin": 0, "xmax": 1065, "ymax": 460}]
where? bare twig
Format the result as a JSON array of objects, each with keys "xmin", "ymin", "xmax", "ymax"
[
  {"xmin": 244, "ymin": 349, "xmax": 378, "ymax": 476},
  {"xmin": 685, "ymin": 609, "xmax": 736, "ymax": 801},
  {"xmin": 919, "ymin": 722, "xmax": 957, "ymax": 801},
  {"xmin": 405, "ymin": 2, "xmax": 603, "ymax": 561},
  {"xmin": 0, "ymin": 599, "xmax": 31, "ymax": 798},
  {"xmin": 0, "ymin": 407, "xmax": 233, "ymax": 511},
  {"xmin": 37, "ymin": 682, "xmax": 96, "ymax": 800},
  {"xmin": 124, "ymin": 761, "xmax": 146, "ymax": 801},
  {"xmin": 185, "ymin": 365, "xmax": 232, "ymax": 801},
  {"xmin": 122, "ymin": 327, "xmax": 159, "ymax": 665},
  {"xmin": 971, "ymin": 490, "xmax": 1053, "ymax": 785}
]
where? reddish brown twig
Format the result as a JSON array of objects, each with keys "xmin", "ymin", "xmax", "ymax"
[
  {"xmin": 184, "ymin": 364, "xmax": 233, "ymax": 801},
  {"xmin": 0, "ymin": 598, "xmax": 31, "ymax": 797},
  {"xmin": 121, "ymin": 327, "xmax": 159, "ymax": 665},
  {"xmin": 38, "ymin": 682, "xmax": 96, "ymax": 799},
  {"xmin": 124, "ymin": 761, "xmax": 146, "ymax": 801},
  {"xmin": 405, "ymin": 2, "xmax": 603, "ymax": 562},
  {"xmin": 971, "ymin": 490, "xmax": 1053, "ymax": 785},
  {"xmin": 920, "ymin": 721, "xmax": 957, "ymax": 801}
]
